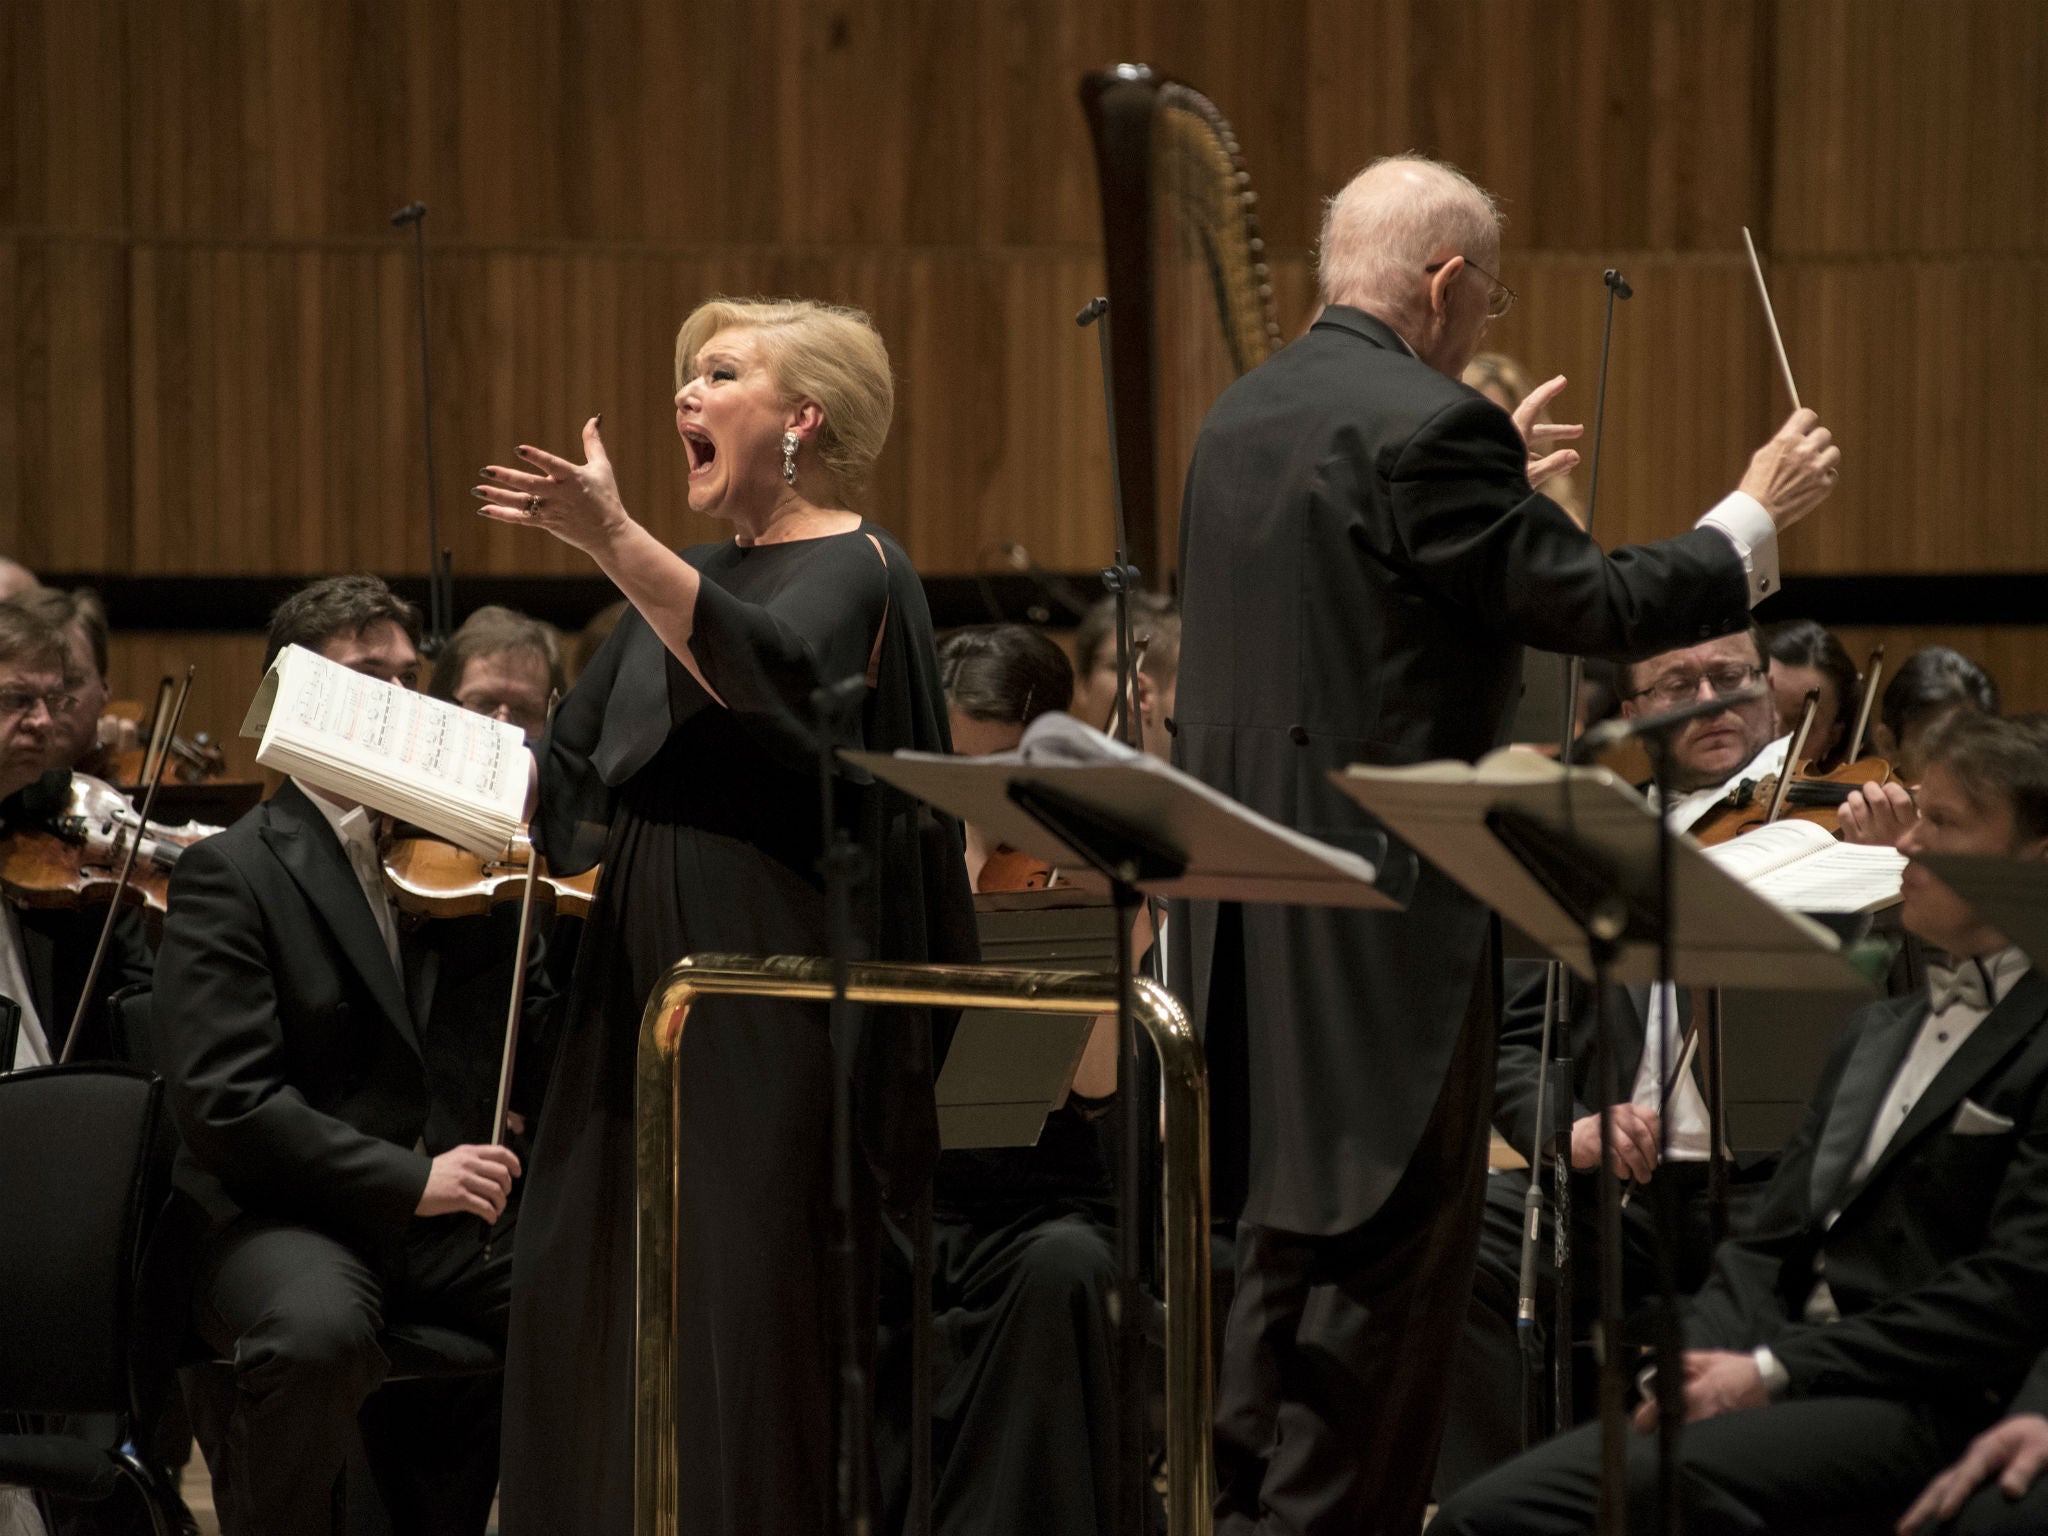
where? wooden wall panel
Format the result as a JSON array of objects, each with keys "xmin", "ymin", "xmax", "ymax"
[
  {"xmin": 1769, "ymin": 259, "xmax": 2048, "ymax": 574},
  {"xmin": 1775, "ymin": 0, "xmax": 2048, "ymax": 256},
  {"xmin": 1830, "ymin": 626, "xmax": 2048, "ymax": 719},
  {"xmin": 2, "ymin": 0, "xmax": 2043, "ymax": 596}
]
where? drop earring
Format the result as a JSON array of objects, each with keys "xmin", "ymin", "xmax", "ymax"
[{"xmin": 782, "ymin": 429, "xmax": 799, "ymax": 486}]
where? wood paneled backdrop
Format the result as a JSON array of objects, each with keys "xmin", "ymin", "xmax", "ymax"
[{"xmin": 2, "ymin": 0, "xmax": 2043, "ymax": 770}]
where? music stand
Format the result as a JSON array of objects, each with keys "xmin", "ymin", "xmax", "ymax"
[
  {"xmin": 848, "ymin": 746, "xmax": 1408, "ymax": 1534},
  {"xmin": 1332, "ymin": 756, "xmax": 1873, "ymax": 1536},
  {"xmin": 1919, "ymin": 855, "xmax": 2048, "ymax": 961}
]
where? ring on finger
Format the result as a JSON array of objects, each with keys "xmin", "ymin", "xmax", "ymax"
[{"xmin": 525, "ymin": 493, "xmax": 544, "ymax": 513}]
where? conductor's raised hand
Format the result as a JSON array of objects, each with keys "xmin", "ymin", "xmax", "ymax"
[
  {"xmin": 417, "ymin": 1143, "xmax": 522, "ymax": 1221},
  {"xmin": 1510, "ymin": 374, "xmax": 1585, "ymax": 495},
  {"xmin": 475, "ymin": 417, "xmax": 628, "ymax": 555},
  {"xmin": 1738, "ymin": 408, "xmax": 1841, "ymax": 533}
]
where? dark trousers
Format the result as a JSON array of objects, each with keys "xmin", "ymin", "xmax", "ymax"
[
  {"xmin": 1943, "ymin": 1471, "xmax": 2048, "ymax": 1535},
  {"xmin": 1213, "ymin": 1001, "xmax": 1495, "ymax": 1536},
  {"xmin": 1435, "ymin": 1161, "xmax": 1760, "ymax": 1498},
  {"xmin": 1428, "ymin": 1396, "xmax": 1988, "ymax": 1536},
  {"xmin": 184, "ymin": 1213, "xmax": 510, "ymax": 1536}
]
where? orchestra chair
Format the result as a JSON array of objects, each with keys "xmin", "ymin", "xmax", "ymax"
[{"xmin": 0, "ymin": 1063, "xmax": 189, "ymax": 1536}]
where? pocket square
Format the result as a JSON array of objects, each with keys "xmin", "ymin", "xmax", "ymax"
[{"xmin": 1951, "ymin": 1098, "xmax": 2017, "ymax": 1136}]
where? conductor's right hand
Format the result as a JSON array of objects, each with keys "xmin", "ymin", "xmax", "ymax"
[
  {"xmin": 417, "ymin": 1144, "xmax": 523, "ymax": 1221},
  {"xmin": 1737, "ymin": 408, "xmax": 1841, "ymax": 533},
  {"xmin": 1571, "ymin": 1104, "xmax": 1660, "ymax": 1182}
]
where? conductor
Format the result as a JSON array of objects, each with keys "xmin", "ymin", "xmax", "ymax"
[{"xmin": 1171, "ymin": 153, "xmax": 1843, "ymax": 1536}]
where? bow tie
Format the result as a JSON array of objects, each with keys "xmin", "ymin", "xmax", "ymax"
[{"xmin": 1928, "ymin": 957, "xmax": 1994, "ymax": 1016}]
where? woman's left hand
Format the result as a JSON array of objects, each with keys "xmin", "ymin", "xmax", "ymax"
[{"xmin": 476, "ymin": 417, "xmax": 630, "ymax": 554}]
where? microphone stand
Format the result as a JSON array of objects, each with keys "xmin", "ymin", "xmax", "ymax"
[
  {"xmin": 1520, "ymin": 266, "xmax": 1630, "ymax": 1449},
  {"xmin": 812, "ymin": 673, "xmax": 875, "ymax": 1536},
  {"xmin": 1076, "ymin": 293, "xmax": 1147, "ymax": 1536},
  {"xmin": 392, "ymin": 201, "xmax": 453, "ymax": 654}
]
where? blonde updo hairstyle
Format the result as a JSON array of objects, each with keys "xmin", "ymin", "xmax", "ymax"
[{"xmin": 673, "ymin": 297, "xmax": 894, "ymax": 503}]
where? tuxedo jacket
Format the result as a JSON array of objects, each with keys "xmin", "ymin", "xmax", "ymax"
[
  {"xmin": 156, "ymin": 780, "xmax": 550, "ymax": 1253},
  {"xmin": 1684, "ymin": 971, "xmax": 2048, "ymax": 1409},
  {"xmin": 1170, "ymin": 304, "xmax": 1753, "ymax": 1234}
]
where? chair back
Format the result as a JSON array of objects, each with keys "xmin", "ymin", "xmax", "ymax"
[
  {"xmin": 0, "ymin": 1064, "xmax": 167, "ymax": 1414},
  {"xmin": 0, "ymin": 996, "xmax": 18, "ymax": 1073},
  {"xmin": 105, "ymin": 983, "xmax": 159, "ymax": 1076}
]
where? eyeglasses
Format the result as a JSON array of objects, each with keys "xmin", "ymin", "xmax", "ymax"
[
  {"xmin": 1625, "ymin": 663, "xmax": 1764, "ymax": 708},
  {"xmin": 0, "ymin": 687, "xmax": 78, "ymax": 720},
  {"xmin": 1424, "ymin": 256, "xmax": 1516, "ymax": 319}
]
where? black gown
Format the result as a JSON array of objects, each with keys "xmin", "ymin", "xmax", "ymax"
[{"xmin": 500, "ymin": 523, "xmax": 977, "ymax": 1536}]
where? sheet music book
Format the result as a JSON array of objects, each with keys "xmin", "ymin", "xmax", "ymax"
[
  {"xmin": 1698, "ymin": 818, "xmax": 1906, "ymax": 913},
  {"xmin": 241, "ymin": 644, "xmax": 530, "ymax": 858}
]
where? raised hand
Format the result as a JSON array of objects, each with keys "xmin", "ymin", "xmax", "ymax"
[
  {"xmin": 1738, "ymin": 408, "xmax": 1842, "ymax": 532},
  {"xmin": 475, "ymin": 417, "xmax": 629, "ymax": 554},
  {"xmin": 1511, "ymin": 374, "xmax": 1585, "ymax": 497}
]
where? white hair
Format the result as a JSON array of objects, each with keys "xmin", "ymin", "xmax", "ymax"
[{"xmin": 1316, "ymin": 154, "xmax": 1504, "ymax": 322}]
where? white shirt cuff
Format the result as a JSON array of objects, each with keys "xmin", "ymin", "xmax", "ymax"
[
  {"xmin": 1695, "ymin": 491, "xmax": 1781, "ymax": 606},
  {"xmin": 1753, "ymin": 1344, "xmax": 1791, "ymax": 1400}
]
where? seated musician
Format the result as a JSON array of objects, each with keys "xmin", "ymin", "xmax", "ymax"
[
  {"xmin": 1431, "ymin": 710, "xmax": 2048, "ymax": 1536},
  {"xmin": 1902, "ymin": 1340, "xmax": 2048, "ymax": 1535},
  {"xmin": 157, "ymin": 575, "xmax": 543, "ymax": 1536},
  {"xmin": 15, "ymin": 586, "xmax": 139, "ymax": 779},
  {"xmin": 1763, "ymin": 617, "xmax": 1860, "ymax": 770},
  {"xmin": 1877, "ymin": 646, "xmax": 2002, "ymax": 778},
  {"xmin": 425, "ymin": 604, "xmax": 565, "ymax": 743},
  {"xmin": 878, "ymin": 623, "xmax": 1120, "ymax": 1536},
  {"xmin": 0, "ymin": 599, "xmax": 153, "ymax": 1072},
  {"xmin": 1069, "ymin": 590, "xmax": 1176, "ymax": 735},
  {"xmin": 1133, "ymin": 605, "xmax": 1180, "ymax": 762},
  {"xmin": 1435, "ymin": 624, "xmax": 1788, "ymax": 1495}
]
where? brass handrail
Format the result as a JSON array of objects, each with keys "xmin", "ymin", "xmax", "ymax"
[{"xmin": 635, "ymin": 952, "xmax": 1212, "ymax": 1534}]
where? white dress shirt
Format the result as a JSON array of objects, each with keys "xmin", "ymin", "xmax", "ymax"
[
  {"xmin": 2, "ymin": 902, "xmax": 50, "ymax": 1071},
  {"xmin": 1628, "ymin": 735, "xmax": 1794, "ymax": 1159},
  {"xmin": 1846, "ymin": 944, "xmax": 2032, "ymax": 1190},
  {"xmin": 293, "ymin": 778, "xmax": 402, "ymax": 973}
]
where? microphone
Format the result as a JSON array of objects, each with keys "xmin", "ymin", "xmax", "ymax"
[
  {"xmin": 1577, "ymin": 683, "xmax": 1767, "ymax": 755},
  {"xmin": 390, "ymin": 202, "xmax": 427, "ymax": 227},
  {"xmin": 1075, "ymin": 296, "xmax": 1109, "ymax": 327},
  {"xmin": 1603, "ymin": 268, "xmax": 1633, "ymax": 300}
]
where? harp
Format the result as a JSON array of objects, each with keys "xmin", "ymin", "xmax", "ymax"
[{"xmin": 1081, "ymin": 64, "xmax": 1284, "ymax": 583}]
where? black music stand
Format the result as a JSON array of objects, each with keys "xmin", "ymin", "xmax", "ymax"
[
  {"xmin": 848, "ymin": 745, "xmax": 1409, "ymax": 1536},
  {"xmin": 1332, "ymin": 757, "xmax": 1872, "ymax": 1536},
  {"xmin": 1920, "ymin": 855, "xmax": 2048, "ymax": 960}
]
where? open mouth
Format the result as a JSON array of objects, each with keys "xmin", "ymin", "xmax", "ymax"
[{"xmin": 681, "ymin": 427, "xmax": 717, "ymax": 478}]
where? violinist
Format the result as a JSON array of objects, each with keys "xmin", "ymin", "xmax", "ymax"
[
  {"xmin": 16, "ymin": 586, "xmax": 139, "ymax": 778},
  {"xmin": 1436, "ymin": 623, "xmax": 1786, "ymax": 1496},
  {"xmin": 1840, "ymin": 646, "xmax": 2002, "ymax": 847},
  {"xmin": 426, "ymin": 605, "xmax": 565, "ymax": 743},
  {"xmin": 0, "ymin": 600, "xmax": 153, "ymax": 1071},
  {"xmin": 157, "ymin": 575, "xmax": 539, "ymax": 1536},
  {"xmin": 1762, "ymin": 618, "xmax": 1859, "ymax": 770}
]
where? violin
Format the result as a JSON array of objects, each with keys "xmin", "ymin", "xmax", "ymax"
[
  {"xmin": 105, "ymin": 728, "xmax": 230, "ymax": 786},
  {"xmin": 0, "ymin": 770, "xmax": 223, "ymax": 920},
  {"xmin": 1689, "ymin": 672, "xmax": 1899, "ymax": 846},
  {"xmin": 382, "ymin": 829, "xmax": 598, "ymax": 920}
]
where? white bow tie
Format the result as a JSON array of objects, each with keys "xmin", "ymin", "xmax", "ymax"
[{"xmin": 1928, "ymin": 957, "xmax": 1993, "ymax": 1017}]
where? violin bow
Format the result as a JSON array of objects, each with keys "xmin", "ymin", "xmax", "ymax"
[
  {"xmin": 1845, "ymin": 645, "xmax": 1885, "ymax": 764},
  {"xmin": 60, "ymin": 668, "xmax": 192, "ymax": 1063},
  {"xmin": 1762, "ymin": 688, "xmax": 1822, "ymax": 825},
  {"xmin": 488, "ymin": 692, "xmax": 559, "ymax": 1158}
]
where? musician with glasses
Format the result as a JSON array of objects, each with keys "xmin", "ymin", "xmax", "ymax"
[
  {"xmin": 1172, "ymin": 152, "xmax": 1843, "ymax": 1536},
  {"xmin": 1437, "ymin": 623, "xmax": 1789, "ymax": 1496}
]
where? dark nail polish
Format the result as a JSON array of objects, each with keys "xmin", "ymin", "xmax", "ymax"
[
  {"xmin": 470, "ymin": 486, "xmax": 487, "ymax": 499},
  {"xmin": 594, "ymin": 412, "xmax": 603, "ymax": 429}
]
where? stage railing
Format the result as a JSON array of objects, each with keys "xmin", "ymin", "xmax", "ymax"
[{"xmin": 634, "ymin": 953, "xmax": 1212, "ymax": 1535}]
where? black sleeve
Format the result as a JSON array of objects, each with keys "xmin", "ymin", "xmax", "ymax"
[
  {"xmin": 1385, "ymin": 395, "xmax": 1753, "ymax": 659},
  {"xmin": 157, "ymin": 837, "xmax": 429, "ymax": 1239},
  {"xmin": 683, "ymin": 543, "xmax": 889, "ymax": 771},
  {"xmin": 1493, "ymin": 959, "xmax": 1593, "ymax": 1159},
  {"xmin": 2012, "ymin": 1351, "xmax": 2048, "ymax": 1417},
  {"xmin": 1682, "ymin": 1027, "xmax": 1857, "ymax": 1352},
  {"xmin": 1768, "ymin": 1089, "xmax": 2048, "ymax": 1402}
]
